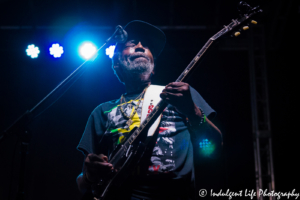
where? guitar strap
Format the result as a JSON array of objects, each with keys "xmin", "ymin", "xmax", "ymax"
[{"xmin": 141, "ymin": 85, "xmax": 165, "ymax": 136}]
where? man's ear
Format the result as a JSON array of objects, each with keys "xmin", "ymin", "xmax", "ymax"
[{"xmin": 151, "ymin": 70, "xmax": 155, "ymax": 75}]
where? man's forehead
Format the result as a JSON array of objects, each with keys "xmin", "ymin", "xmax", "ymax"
[
  {"xmin": 126, "ymin": 38, "xmax": 152, "ymax": 46},
  {"xmin": 117, "ymin": 38, "xmax": 155, "ymax": 52},
  {"xmin": 114, "ymin": 20, "xmax": 166, "ymax": 58}
]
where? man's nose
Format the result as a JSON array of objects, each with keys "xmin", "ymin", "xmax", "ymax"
[{"xmin": 135, "ymin": 42, "xmax": 145, "ymax": 53}]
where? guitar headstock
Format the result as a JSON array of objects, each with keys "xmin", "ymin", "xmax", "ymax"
[{"xmin": 211, "ymin": 1, "xmax": 263, "ymax": 40}]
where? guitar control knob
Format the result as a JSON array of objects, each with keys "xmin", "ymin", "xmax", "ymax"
[
  {"xmin": 243, "ymin": 26, "xmax": 249, "ymax": 30},
  {"xmin": 234, "ymin": 32, "xmax": 241, "ymax": 37},
  {"xmin": 251, "ymin": 20, "xmax": 258, "ymax": 25}
]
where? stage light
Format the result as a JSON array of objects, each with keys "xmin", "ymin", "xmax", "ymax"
[
  {"xmin": 26, "ymin": 44, "xmax": 40, "ymax": 59},
  {"xmin": 105, "ymin": 45, "xmax": 115, "ymax": 59},
  {"xmin": 199, "ymin": 138, "xmax": 215, "ymax": 156},
  {"xmin": 79, "ymin": 42, "xmax": 97, "ymax": 59},
  {"xmin": 49, "ymin": 43, "xmax": 64, "ymax": 58}
]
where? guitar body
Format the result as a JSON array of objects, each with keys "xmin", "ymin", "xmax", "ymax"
[{"xmin": 93, "ymin": 141, "xmax": 147, "ymax": 200}]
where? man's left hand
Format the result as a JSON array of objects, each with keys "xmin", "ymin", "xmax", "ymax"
[{"xmin": 160, "ymin": 82, "xmax": 201, "ymax": 118}]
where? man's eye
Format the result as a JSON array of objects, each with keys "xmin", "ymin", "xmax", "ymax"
[{"xmin": 126, "ymin": 43, "xmax": 135, "ymax": 47}]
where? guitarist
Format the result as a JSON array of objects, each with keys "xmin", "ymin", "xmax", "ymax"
[{"xmin": 76, "ymin": 20, "xmax": 222, "ymax": 200}]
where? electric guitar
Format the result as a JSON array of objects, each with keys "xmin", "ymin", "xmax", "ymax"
[{"xmin": 92, "ymin": 2, "xmax": 262, "ymax": 199}]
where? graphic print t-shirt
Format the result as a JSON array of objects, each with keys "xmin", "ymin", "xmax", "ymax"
[{"xmin": 77, "ymin": 86, "xmax": 215, "ymax": 180}]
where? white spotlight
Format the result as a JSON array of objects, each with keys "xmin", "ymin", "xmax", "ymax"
[
  {"xmin": 105, "ymin": 45, "xmax": 115, "ymax": 59},
  {"xmin": 79, "ymin": 42, "xmax": 97, "ymax": 60},
  {"xmin": 26, "ymin": 44, "xmax": 40, "ymax": 59},
  {"xmin": 49, "ymin": 43, "xmax": 64, "ymax": 58}
]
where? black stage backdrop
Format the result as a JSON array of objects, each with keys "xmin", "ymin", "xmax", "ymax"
[{"xmin": 0, "ymin": 0, "xmax": 299, "ymax": 199}]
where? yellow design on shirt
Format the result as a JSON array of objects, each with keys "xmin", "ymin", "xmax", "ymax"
[{"xmin": 117, "ymin": 100, "xmax": 141, "ymax": 144}]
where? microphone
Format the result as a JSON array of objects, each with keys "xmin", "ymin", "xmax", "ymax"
[{"xmin": 107, "ymin": 25, "xmax": 128, "ymax": 43}]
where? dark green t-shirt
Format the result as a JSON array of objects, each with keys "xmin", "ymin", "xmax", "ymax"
[{"xmin": 77, "ymin": 86, "xmax": 215, "ymax": 182}]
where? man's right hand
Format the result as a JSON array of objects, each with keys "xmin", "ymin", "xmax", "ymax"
[{"xmin": 84, "ymin": 153, "xmax": 114, "ymax": 183}]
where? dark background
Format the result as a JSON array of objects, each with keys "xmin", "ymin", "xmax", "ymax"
[{"xmin": 0, "ymin": 0, "xmax": 299, "ymax": 199}]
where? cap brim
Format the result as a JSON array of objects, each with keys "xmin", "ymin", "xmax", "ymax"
[{"xmin": 117, "ymin": 20, "xmax": 166, "ymax": 58}]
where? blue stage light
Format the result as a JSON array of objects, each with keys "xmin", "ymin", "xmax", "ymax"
[
  {"xmin": 79, "ymin": 42, "xmax": 97, "ymax": 59},
  {"xmin": 199, "ymin": 138, "xmax": 215, "ymax": 156},
  {"xmin": 49, "ymin": 43, "xmax": 64, "ymax": 58},
  {"xmin": 26, "ymin": 44, "xmax": 40, "ymax": 59},
  {"xmin": 105, "ymin": 45, "xmax": 115, "ymax": 59}
]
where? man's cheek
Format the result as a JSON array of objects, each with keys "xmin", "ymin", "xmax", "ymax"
[{"xmin": 129, "ymin": 48, "xmax": 134, "ymax": 54}]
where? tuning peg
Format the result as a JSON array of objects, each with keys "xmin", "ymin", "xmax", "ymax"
[
  {"xmin": 242, "ymin": 26, "xmax": 249, "ymax": 30},
  {"xmin": 237, "ymin": 1, "xmax": 251, "ymax": 14},
  {"xmin": 251, "ymin": 20, "xmax": 258, "ymax": 25},
  {"xmin": 234, "ymin": 32, "xmax": 241, "ymax": 37}
]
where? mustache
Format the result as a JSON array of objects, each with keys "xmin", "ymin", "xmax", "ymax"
[{"xmin": 128, "ymin": 53, "xmax": 150, "ymax": 62}]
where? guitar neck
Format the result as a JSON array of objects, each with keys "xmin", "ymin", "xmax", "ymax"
[
  {"xmin": 127, "ymin": 99, "xmax": 168, "ymax": 145},
  {"xmin": 176, "ymin": 39, "xmax": 214, "ymax": 83}
]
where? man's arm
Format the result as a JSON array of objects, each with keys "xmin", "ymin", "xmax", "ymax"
[
  {"xmin": 187, "ymin": 103, "xmax": 222, "ymax": 156},
  {"xmin": 160, "ymin": 82, "xmax": 222, "ymax": 154}
]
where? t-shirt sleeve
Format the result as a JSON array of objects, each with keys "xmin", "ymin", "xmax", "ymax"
[
  {"xmin": 190, "ymin": 86, "xmax": 216, "ymax": 119},
  {"xmin": 77, "ymin": 104, "xmax": 107, "ymax": 155}
]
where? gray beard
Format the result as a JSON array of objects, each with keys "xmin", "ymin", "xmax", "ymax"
[{"xmin": 118, "ymin": 53, "xmax": 154, "ymax": 76}]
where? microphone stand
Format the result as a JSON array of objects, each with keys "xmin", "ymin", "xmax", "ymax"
[{"xmin": 0, "ymin": 25, "xmax": 124, "ymax": 200}]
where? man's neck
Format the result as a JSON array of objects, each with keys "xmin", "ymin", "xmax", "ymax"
[
  {"xmin": 123, "ymin": 73, "xmax": 152, "ymax": 94},
  {"xmin": 125, "ymin": 80, "xmax": 151, "ymax": 94}
]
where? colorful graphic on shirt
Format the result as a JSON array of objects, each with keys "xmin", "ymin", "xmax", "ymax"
[
  {"xmin": 104, "ymin": 99, "xmax": 179, "ymax": 173},
  {"xmin": 149, "ymin": 120, "xmax": 177, "ymax": 173},
  {"xmin": 104, "ymin": 99, "xmax": 142, "ymax": 145}
]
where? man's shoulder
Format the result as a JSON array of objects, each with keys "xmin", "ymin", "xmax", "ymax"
[{"xmin": 189, "ymin": 85, "xmax": 216, "ymax": 118}]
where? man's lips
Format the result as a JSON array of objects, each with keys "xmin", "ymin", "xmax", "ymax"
[
  {"xmin": 130, "ymin": 54, "xmax": 149, "ymax": 61},
  {"xmin": 134, "ymin": 57, "xmax": 147, "ymax": 61}
]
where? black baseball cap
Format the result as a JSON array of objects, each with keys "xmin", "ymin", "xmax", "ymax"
[{"xmin": 114, "ymin": 20, "xmax": 166, "ymax": 58}]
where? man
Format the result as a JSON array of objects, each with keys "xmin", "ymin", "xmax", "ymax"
[{"xmin": 77, "ymin": 20, "xmax": 222, "ymax": 200}]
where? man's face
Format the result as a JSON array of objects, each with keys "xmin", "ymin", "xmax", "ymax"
[{"xmin": 117, "ymin": 39, "xmax": 154, "ymax": 76}]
